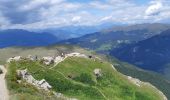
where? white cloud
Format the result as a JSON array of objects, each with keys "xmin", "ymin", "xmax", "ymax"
[
  {"xmin": 144, "ymin": 0, "xmax": 170, "ymax": 22},
  {"xmin": 1, "ymin": 0, "xmax": 170, "ymax": 30},
  {"xmin": 37, "ymin": 1, "xmax": 82, "ymax": 21},
  {"xmin": 145, "ymin": 1, "xmax": 163, "ymax": 16},
  {"xmin": 19, "ymin": 0, "xmax": 64, "ymax": 11},
  {"xmin": 19, "ymin": 0, "xmax": 48, "ymax": 11},
  {"xmin": 0, "ymin": 12, "xmax": 10, "ymax": 27},
  {"xmin": 100, "ymin": 16, "xmax": 112, "ymax": 21},
  {"xmin": 72, "ymin": 16, "xmax": 81, "ymax": 22}
]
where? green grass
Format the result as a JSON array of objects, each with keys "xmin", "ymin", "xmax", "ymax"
[
  {"xmin": 96, "ymin": 44, "xmax": 112, "ymax": 51},
  {"xmin": 6, "ymin": 57, "xmax": 164, "ymax": 100},
  {"xmin": 106, "ymin": 56, "xmax": 170, "ymax": 99},
  {"xmin": 54, "ymin": 57, "xmax": 163, "ymax": 100},
  {"xmin": 6, "ymin": 60, "xmax": 65, "ymax": 100}
]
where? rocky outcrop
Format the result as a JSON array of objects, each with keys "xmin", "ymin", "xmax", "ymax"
[
  {"xmin": 17, "ymin": 69, "xmax": 52, "ymax": 91},
  {"xmin": 42, "ymin": 56, "xmax": 55, "ymax": 65},
  {"xmin": 127, "ymin": 76, "xmax": 141, "ymax": 87},
  {"xmin": 27, "ymin": 55, "xmax": 38, "ymax": 61},
  {"xmin": 94, "ymin": 68, "xmax": 102, "ymax": 78},
  {"xmin": 7, "ymin": 56, "xmax": 22, "ymax": 63}
]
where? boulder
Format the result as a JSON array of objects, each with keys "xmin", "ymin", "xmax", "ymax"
[
  {"xmin": 27, "ymin": 55, "xmax": 38, "ymax": 61},
  {"xmin": 42, "ymin": 56, "xmax": 54, "ymax": 65},
  {"xmin": 38, "ymin": 79, "xmax": 52, "ymax": 90},
  {"xmin": 7, "ymin": 56, "xmax": 22, "ymax": 63},
  {"xmin": 94, "ymin": 68, "xmax": 102, "ymax": 78}
]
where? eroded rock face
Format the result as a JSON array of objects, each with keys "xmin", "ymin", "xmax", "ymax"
[
  {"xmin": 127, "ymin": 76, "xmax": 141, "ymax": 87},
  {"xmin": 54, "ymin": 56, "xmax": 64, "ymax": 65},
  {"xmin": 42, "ymin": 56, "xmax": 54, "ymax": 65},
  {"xmin": 7, "ymin": 56, "xmax": 22, "ymax": 63},
  {"xmin": 27, "ymin": 55, "xmax": 38, "ymax": 61},
  {"xmin": 17, "ymin": 69, "xmax": 52, "ymax": 91},
  {"xmin": 16, "ymin": 69, "xmax": 77, "ymax": 99},
  {"xmin": 94, "ymin": 68, "xmax": 102, "ymax": 78},
  {"xmin": 38, "ymin": 79, "xmax": 52, "ymax": 91}
]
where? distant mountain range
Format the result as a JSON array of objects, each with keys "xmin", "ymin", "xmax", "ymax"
[
  {"xmin": 0, "ymin": 24, "xmax": 116, "ymax": 48},
  {"xmin": 40, "ymin": 24, "xmax": 117, "ymax": 40},
  {"xmin": 1, "ymin": 23, "xmax": 170, "ymax": 79},
  {"xmin": 110, "ymin": 29, "xmax": 170, "ymax": 79},
  {"xmin": 58, "ymin": 23, "xmax": 170, "ymax": 53},
  {"xmin": 0, "ymin": 29, "xmax": 58, "ymax": 48},
  {"xmin": 40, "ymin": 26, "xmax": 100, "ymax": 40}
]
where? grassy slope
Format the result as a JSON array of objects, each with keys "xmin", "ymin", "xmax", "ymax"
[
  {"xmin": 1, "ymin": 45, "xmax": 169, "ymax": 99},
  {"xmin": 6, "ymin": 60, "xmax": 61, "ymax": 100},
  {"xmin": 108, "ymin": 57, "xmax": 170, "ymax": 99},
  {"xmin": 6, "ymin": 56, "xmax": 163, "ymax": 100}
]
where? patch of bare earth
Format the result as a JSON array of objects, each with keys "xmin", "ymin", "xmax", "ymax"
[{"xmin": 0, "ymin": 65, "xmax": 9, "ymax": 100}]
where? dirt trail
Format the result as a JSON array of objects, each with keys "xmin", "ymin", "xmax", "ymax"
[{"xmin": 0, "ymin": 65, "xmax": 9, "ymax": 100}]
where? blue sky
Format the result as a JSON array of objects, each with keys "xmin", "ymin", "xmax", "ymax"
[{"xmin": 0, "ymin": 0, "xmax": 170, "ymax": 30}]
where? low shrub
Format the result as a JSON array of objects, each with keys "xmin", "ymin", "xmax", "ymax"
[{"xmin": 73, "ymin": 73, "xmax": 95, "ymax": 85}]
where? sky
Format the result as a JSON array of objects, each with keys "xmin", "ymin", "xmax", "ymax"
[{"xmin": 0, "ymin": 0, "xmax": 170, "ymax": 30}]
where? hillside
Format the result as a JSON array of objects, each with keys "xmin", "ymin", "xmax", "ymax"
[
  {"xmin": 58, "ymin": 23, "xmax": 170, "ymax": 53},
  {"xmin": 6, "ymin": 54, "xmax": 166, "ymax": 100},
  {"xmin": 0, "ymin": 29, "xmax": 59, "ymax": 48},
  {"xmin": 109, "ymin": 56, "xmax": 170, "ymax": 99},
  {"xmin": 110, "ymin": 29, "xmax": 170, "ymax": 79},
  {"xmin": 0, "ymin": 46, "xmax": 168, "ymax": 100}
]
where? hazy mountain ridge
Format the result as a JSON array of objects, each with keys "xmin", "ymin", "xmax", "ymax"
[
  {"xmin": 0, "ymin": 24, "xmax": 116, "ymax": 48},
  {"xmin": 0, "ymin": 29, "xmax": 59, "ymax": 48},
  {"xmin": 110, "ymin": 29, "xmax": 170, "ymax": 78},
  {"xmin": 38, "ymin": 24, "xmax": 117, "ymax": 40},
  {"xmin": 58, "ymin": 23, "xmax": 170, "ymax": 53}
]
